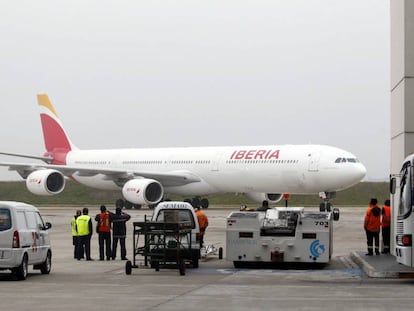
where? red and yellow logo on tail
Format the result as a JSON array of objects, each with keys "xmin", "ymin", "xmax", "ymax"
[{"xmin": 37, "ymin": 94, "xmax": 73, "ymax": 165}]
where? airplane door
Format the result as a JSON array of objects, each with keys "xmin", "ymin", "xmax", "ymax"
[
  {"xmin": 308, "ymin": 151, "xmax": 320, "ymax": 172},
  {"xmin": 211, "ymin": 151, "xmax": 223, "ymax": 172}
]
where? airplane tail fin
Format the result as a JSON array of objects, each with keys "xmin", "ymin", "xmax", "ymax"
[{"xmin": 37, "ymin": 93, "xmax": 78, "ymax": 164}]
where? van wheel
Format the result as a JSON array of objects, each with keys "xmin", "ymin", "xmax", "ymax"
[
  {"xmin": 40, "ymin": 250, "xmax": 52, "ymax": 274},
  {"xmin": 16, "ymin": 254, "xmax": 28, "ymax": 280}
]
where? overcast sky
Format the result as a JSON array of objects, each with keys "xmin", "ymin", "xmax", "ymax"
[{"xmin": 0, "ymin": 0, "xmax": 390, "ymax": 181}]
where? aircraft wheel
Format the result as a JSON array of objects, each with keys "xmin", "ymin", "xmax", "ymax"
[
  {"xmin": 192, "ymin": 197, "xmax": 201, "ymax": 208},
  {"xmin": 218, "ymin": 247, "xmax": 223, "ymax": 260},
  {"xmin": 133, "ymin": 204, "xmax": 142, "ymax": 209},
  {"xmin": 200, "ymin": 198, "xmax": 209, "ymax": 209},
  {"xmin": 124, "ymin": 201, "xmax": 133, "ymax": 209}
]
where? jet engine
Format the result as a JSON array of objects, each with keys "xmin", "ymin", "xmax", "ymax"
[
  {"xmin": 245, "ymin": 192, "xmax": 284, "ymax": 204},
  {"xmin": 26, "ymin": 169, "xmax": 66, "ymax": 195},
  {"xmin": 122, "ymin": 178, "xmax": 164, "ymax": 205}
]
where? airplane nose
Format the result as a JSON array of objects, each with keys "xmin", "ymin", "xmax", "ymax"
[{"xmin": 356, "ymin": 163, "xmax": 367, "ymax": 181}]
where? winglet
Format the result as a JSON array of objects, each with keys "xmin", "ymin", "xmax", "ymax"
[{"xmin": 37, "ymin": 93, "xmax": 77, "ymax": 164}]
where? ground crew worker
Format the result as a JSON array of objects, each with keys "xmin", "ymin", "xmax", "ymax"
[
  {"xmin": 71, "ymin": 209, "xmax": 82, "ymax": 259},
  {"xmin": 111, "ymin": 207, "xmax": 131, "ymax": 260},
  {"xmin": 364, "ymin": 198, "xmax": 381, "ymax": 256},
  {"xmin": 381, "ymin": 199, "xmax": 391, "ymax": 254},
  {"xmin": 76, "ymin": 207, "xmax": 93, "ymax": 260},
  {"xmin": 193, "ymin": 199, "xmax": 209, "ymax": 248},
  {"xmin": 95, "ymin": 205, "xmax": 112, "ymax": 261}
]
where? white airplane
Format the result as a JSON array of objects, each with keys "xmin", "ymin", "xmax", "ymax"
[{"xmin": 0, "ymin": 94, "xmax": 366, "ymax": 208}]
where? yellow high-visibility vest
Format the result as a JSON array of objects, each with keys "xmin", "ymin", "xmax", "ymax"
[
  {"xmin": 71, "ymin": 217, "xmax": 78, "ymax": 237},
  {"xmin": 76, "ymin": 215, "xmax": 91, "ymax": 236}
]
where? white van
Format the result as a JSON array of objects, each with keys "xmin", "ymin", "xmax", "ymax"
[{"xmin": 0, "ymin": 201, "xmax": 52, "ymax": 280}]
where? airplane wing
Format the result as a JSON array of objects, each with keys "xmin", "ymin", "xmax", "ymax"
[
  {"xmin": 0, "ymin": 152, "xmax": 53, "ymax": 163},
  {"xmin": 0, "ymin": 161, "xmax": 201, "ymax": 187}
]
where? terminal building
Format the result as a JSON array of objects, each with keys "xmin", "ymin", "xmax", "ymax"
[
  {"xmin": 391, "ymin": 1, "xmax": 414, "ymax": 174},
  {"xmin": 390, "ymin": 1, "xmax": 414, "ymax": 256}
]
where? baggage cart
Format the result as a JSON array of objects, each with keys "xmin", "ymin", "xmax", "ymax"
[{"xmin": 126, "ymin": 219, "xmax": 194, "ymax": 276}]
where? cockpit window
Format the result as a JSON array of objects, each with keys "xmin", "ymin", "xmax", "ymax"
[{"xmin": 335, "ymin": 157, "xmax": 360, "ymax": 163}]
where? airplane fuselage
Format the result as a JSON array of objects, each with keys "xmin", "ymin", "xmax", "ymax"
[
  {"xmin": 0, "ymin": 94, "xmax": 367, "ymax": 206},
  {"xmin": 68, "ymin": 144, "xmax": 366, "ymax": 196}
]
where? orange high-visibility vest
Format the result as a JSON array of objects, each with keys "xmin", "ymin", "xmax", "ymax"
[
  {"xmin": 97, "ymin": 212, "xmax": 111, "ymax": 232},
  {"xmin": 364, "ymin": 205, "xmax": 381, "ymax": 232},
  {"xmin": 195, "ymin": 209, "xmax": 208, "ymax": 235},
  {"xmin": 382, "ymin": 205, "xmax": 391, "ymax": 228}
]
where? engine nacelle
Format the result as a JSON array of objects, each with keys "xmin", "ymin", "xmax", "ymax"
[
  {"xmin": 245, "ymin": 192, "xmax": 284, "ymax": 204},
  {"xmin": 26, "ymin": 169, "xmax": 66, "ymax": 195},
  {"xmin": 122, "ymin": 179, "xmax": 164, "ymax": 205}
]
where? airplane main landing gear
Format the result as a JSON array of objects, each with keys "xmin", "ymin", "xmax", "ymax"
[
  {"xmin": 189, "ymin": 197, "xmax": 209, "ymax": 209},
  {"xmin": 116, "ymin": 199, "xmax": 142, "ymax": 209}
]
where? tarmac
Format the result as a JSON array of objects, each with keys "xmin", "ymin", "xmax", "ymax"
[
  {"xmin": 351, "ymin": 251, "xmax": 414, "ymax": 278},
  {"xmin": 3, "ymin": 206, "xmax": 414, "ymax": 310}
]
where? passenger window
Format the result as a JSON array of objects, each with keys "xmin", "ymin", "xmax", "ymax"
[
  {"xmin": 16, "ymin": 211, "xmax": 27, "ymax": 228},
  {"xmin": 0, "ymin": 208, "xmax": 11, "ymax": 231}
]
